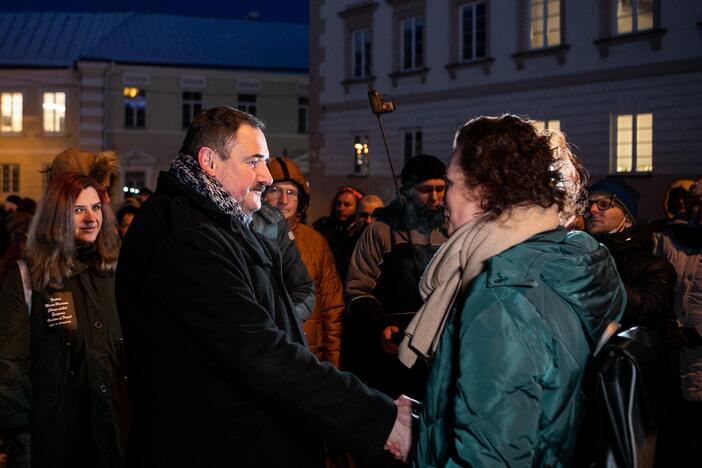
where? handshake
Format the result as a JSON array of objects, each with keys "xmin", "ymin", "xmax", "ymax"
[{"xmin": 384, "ymin": 395, "xmax": 420, "ymax": 463}]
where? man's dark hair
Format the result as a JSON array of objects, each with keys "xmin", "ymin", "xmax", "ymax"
[
  {"xmin": 179, "ymin": 106, "xmax": 265, "ymax": 160},
  {"xmin": 453, "ymin": 114, "xmax": 567, "ymax": 220}
]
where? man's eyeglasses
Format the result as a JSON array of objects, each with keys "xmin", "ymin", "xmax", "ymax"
[
  {"xmin": 267, "ymin": 186, "xmax": 299, "ymax": 200},
  {"xmin": 414, "ymin": 184, "xmax": 446, "ymax": 196},
  {"xmin": 589, "ymin": 195, "xmax": 616, "ymax": 211}
]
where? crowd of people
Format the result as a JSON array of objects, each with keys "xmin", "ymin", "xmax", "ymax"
[{"xmin": 0, "ymin": 106, "xmax": 700, "ymax": 467}]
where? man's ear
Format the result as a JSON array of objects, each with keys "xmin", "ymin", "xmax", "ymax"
[{"xmin": 197, "ymin": 147, "xmax": 217, "ymax": 176}]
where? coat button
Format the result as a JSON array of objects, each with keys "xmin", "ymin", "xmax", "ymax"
[
  {"xmin": 99, "ymin": 384, "xmax": 107, "ymax": 393},
  {"xmin": 94, "ymin": 321, "xmax": 103, "ymax": 329},
  {"xmin": 47, "ymin": 394, "xmax": 54, "ymax": 402}
]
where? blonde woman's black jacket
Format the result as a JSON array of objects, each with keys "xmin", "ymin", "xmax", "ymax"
[
  {"xmin": 115, "ymin": 172, "xmax": 395, "ymax": 468},
  {"xmin": 0, "ymin": 259, "xmax": 128, "ymax": 468}
]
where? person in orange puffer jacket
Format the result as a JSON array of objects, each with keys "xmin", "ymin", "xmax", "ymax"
[{"xmin": 263, "ymin": 157, "xmax": 344, "ymax": 368}]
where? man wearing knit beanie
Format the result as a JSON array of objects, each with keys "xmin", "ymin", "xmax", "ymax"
[
  {"xmin": 345, "ymin": 154, "xmax": 448, "ymax": 400},
  {"xmin": 585, "ymin": 178, "xmax": 675, "ymax": 338}
]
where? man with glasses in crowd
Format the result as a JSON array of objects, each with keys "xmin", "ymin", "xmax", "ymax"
[
  {"xmin": 585, "ymin": 178, "xmax": 675, "ymax": 336},
  {"xmin": 262, "ymin": 157, "xmax": 345, "ymax": 370},
  {"xmin": 345, "ymin": 154, "xmax": 448, "ymax": 400}
]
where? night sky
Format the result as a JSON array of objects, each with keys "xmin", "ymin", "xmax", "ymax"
[{"xmin": 1, "ymin": 0, "xmax": 309, "ymax": 23}]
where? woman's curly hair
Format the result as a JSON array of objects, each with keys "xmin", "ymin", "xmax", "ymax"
[{"xmin": 452, "ymin": 114, "xmax": 586, "ymax": 222}]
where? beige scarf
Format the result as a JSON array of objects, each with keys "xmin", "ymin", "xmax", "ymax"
[{"xmin": 398, "ymin": 204, "xmax": 561, "ymax": 368}]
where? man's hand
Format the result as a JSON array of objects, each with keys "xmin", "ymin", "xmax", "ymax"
[
  {"xmin": 381, "ymin": 326, "xmax": 401, "ymax": 354},
  {"xmin": 384, "ymin": 395, "xmax": 419, "ymax": 463}
]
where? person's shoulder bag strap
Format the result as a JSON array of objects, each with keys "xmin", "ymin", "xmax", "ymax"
[{"xmin": 16, "ymin": 259, "xmax": 32, "ymax": 315}]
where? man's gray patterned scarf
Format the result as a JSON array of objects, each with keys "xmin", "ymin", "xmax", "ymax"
[{"xmin": 169, "ymin": 153, "xmax": 252, "ymax": 226}]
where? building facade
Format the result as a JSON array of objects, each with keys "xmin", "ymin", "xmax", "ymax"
[
  {"xmin": 0, "ymin": 13, "xmax": 309, "ymax": 201},
  {"xmin": 309, "ymin": 0, "xmax": 702, "ymax": 222}
]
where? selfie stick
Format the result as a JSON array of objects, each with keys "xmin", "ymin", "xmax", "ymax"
[{"xmin": 368, "ymin": 90, "xmax": 401, "ymax": 198}]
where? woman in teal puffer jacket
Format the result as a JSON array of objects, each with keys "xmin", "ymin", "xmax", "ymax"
[{"xmin": 398, "ymin": 115, "xmax": 626, "ymax": 467}]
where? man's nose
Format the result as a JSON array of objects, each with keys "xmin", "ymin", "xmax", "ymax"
[
  {"xmin": 257, "ymin": 161, "xmax": 273, "ymax": 186},
  {"xmin": 280, "ymin": 191, "xmax": 289, "ymax": 204}
]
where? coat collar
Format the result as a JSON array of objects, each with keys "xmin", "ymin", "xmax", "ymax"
[{"xmin": 156, "ymin": 171, "xmax": 272, "ymax": 268}]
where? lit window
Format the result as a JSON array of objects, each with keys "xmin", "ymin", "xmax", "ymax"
[
  {"xmin": 124, "ymin": 87, "xmax": 146, "ymax": 128},
  {"xmin": 614, "ymin": 113, "xmax": 653, "ymax": 173},
  {"xmin": 404, "ymin": 130, "xmax": 423, "ymax": 165},
  {"xmin": 43, "ymin": 92, "xmax": 66, "ymax": 134},
  {"xmin": 297, "ymin": 96, "xmax": 309, "ymax": 134},
  {"xmin": 1, "ymin": 92, "xmax": 22, "ymax": 133},
  {"xmin": 460, "ymin": 2, "xmax": 487, "ymax": 61},
  {"xmin": 530, "ymin": 0, "xmax": 561, "ymax": 49},
  {"xmin": 615, "ymin": 0, "xmax": 653, "ymax": 35},
  {"xmin": 353, "ymin": 134, "xmax": 370, "ymax": 175},
  {"xmin": 532, "ymin": 119, "xmax": 561, "ymax": 131},
  {"xmin": 401, "ymin": 16, "xmax": 424, "ymax": 71},
  {"xmin": 352, "ymin": 28, "xmax": 372, "ymax": 79},
  {"xmin": 182, "ymin": 92, "xmax": 202, "ymax": 129},
  {"xmin": 1, "ymin": 164, "xmax": 20, "ymax": 193},
  {"xmin": 237, "ymin": 94, "xmax": 257, "ymax": 116}
]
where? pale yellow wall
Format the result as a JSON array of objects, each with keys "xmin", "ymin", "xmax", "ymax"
[
  {"xmin": 0, "ymin": 69, "xmax": 81, "ymax": 200},
  {"xmin": 103, "ymin": 64, "xmax": 309, "ymax": 191}
]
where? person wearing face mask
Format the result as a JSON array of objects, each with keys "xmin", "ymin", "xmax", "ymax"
[
  {"xmin": 0, "ymin": 173, "xmax": 128, "ymax": 468},
  {"xmin": 585, "ymin": 179, "xmax": 676, "ymax": 336}
]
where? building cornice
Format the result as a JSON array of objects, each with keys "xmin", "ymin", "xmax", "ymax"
[{"xmin": 322, "ymin": 57, "xmax": 702, "ymax": 112}]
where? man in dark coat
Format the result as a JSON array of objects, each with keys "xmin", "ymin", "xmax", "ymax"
[
  {"xmin": 585, "ymin": 178, "xmax": 676, "ymax": 336},
  {"xmin": 116, "ymin": 107, "xmax": 408, "ymax": 467}
]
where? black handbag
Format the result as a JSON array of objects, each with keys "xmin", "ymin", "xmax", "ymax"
[{"xmin": 577, "ymin": 325, "xmax": 667, "ymax": 468}]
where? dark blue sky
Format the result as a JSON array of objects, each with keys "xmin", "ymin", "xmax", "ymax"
[{"xmin": 2, "ymin": 0, "xmax": 309, "ymax": 23}]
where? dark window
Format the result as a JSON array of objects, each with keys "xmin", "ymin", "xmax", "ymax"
[
  {"xmin": 237, "ymin": 94, "xmax": 257, "ymax": 116},
  {"xmin": 461, "ymin": 2, "xmax": 487, "ymax": 61},
  {"xmin": 297, "ymin": 96, "xmax": 309, "ymax": 134},
  {"xmin": 352, "ymin": 28, "xmax": 372, "ymax": 78},
  {"xmin": 402, "ymin": 16, "xmax": 424, "ymax": 71},
  {"xmin": 404, "ymin": 130, "xmax": 423, "ymax": 164},
  {"xmin": 182, "ymin": 92, "xmax": 203, "ymax": 129},
  {"xmin": 1, "ymin": 164, "xmax": 20, "ymax": 193}
]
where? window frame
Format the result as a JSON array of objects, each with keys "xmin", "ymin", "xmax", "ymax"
[
  {"xmin": 42, "ymin": 91, "xmax": 67, "ymax": 135},
  {"xmin": 594, "ymin": 0, "xmax": 664, "ymax": 57},
  {"xmin": 340, "ymin": 1, "xmax": 377, "ymax": 89},
  {"xmin": 528, "ymin": 0, "xmax": 563, "ymax": 50},
  {"xmin": 1, "ymin": 92, "xmax": 23, "ymax": 134},
  {"xmin": 400, "ymin": 15, "xmax": 424, "ymax": 72},
  {"xmin": 459, "ymin": 1, "xmax": 488, "ymax": 62},
  {"xmin": 297, "ymin": 96, "xmax": 309, "ymax": 134},
  {"xmin": 613, "ymin": 0, "xmax": 655, "ymax": 35},
  {"xmin": 123, "ymin": 87, "xmax": 146, "ymax": 129},
  {"xmin": 237, "ymin": 94, "xmax": 257, "ymax": 116},
  {"xmin": 353, "ymin": 133, "xmax": 370, "ymax": 176},
  {"xmin": 403, "ymin": 129, "xmax": 423, "ymax": 165},
  {"xmin": 181, "ymin": 91, "xmax": 203, "ymax": 130},
  {"xmin": 611, "ymin": 112, "xmax": 654, "ymax": 175},
  {"xmin": 0, "ymin": 163, "xmax": 20, "ymax": 193}
]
